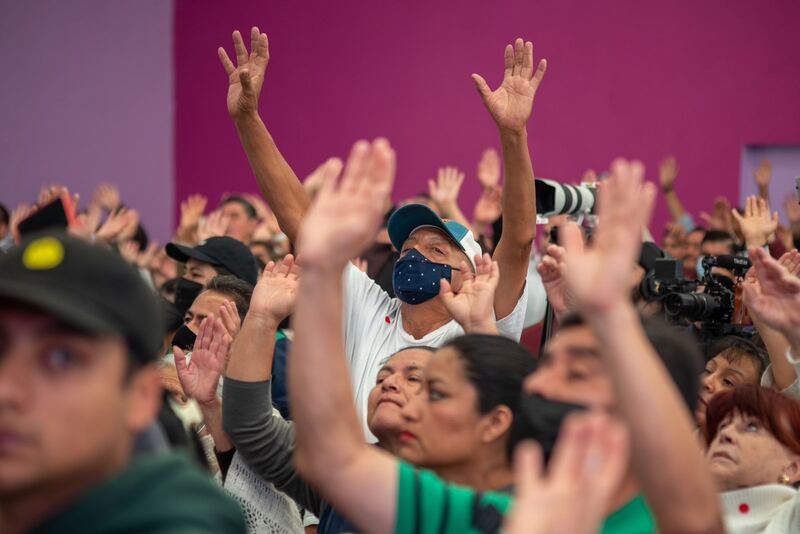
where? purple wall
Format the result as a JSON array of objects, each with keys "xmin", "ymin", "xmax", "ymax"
[
  {"xmin": 174, "ymin": 0, "xmax": 800, "ymax": 237},
  {"xmin": 740, "ymin": 146, "xmax": 800, "ymax": 226},
  {"xmin": 0, "ymin": 0, "xmax": 174, "ymax": 242}
]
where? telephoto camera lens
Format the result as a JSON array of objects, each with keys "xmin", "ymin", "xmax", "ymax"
[{"xmin": 665, "ymin": 293, "xmax": 724, "ymax": 323}]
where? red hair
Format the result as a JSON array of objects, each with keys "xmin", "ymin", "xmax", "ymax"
[{"xmin": 705, "ymin": 385, "xmax": 800, "ymax": 454}]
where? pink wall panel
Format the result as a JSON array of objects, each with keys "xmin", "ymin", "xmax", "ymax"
[{"xmin": 174, "ymin": 0, "xmax": 800, "ymax": 236}]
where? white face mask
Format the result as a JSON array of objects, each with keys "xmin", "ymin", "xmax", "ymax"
[{"xmin": 167, "ymin": 396, "xmax": 204, "ymax": 431}]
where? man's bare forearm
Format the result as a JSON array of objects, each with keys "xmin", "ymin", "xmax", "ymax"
[
  {"xmin": 664, "ymin": 190, "xmax": 688, "ymax": 222},
  {"xmin": 498, "ymin": 128, "xmax": 536, "ymax": 247},
  {"xmin": 234, "ymin": 112, "xmax": 310, "ymax": 243},
  {"xmin": 590, "ymin": 302, "xmax": 723, "ymax": 534}
]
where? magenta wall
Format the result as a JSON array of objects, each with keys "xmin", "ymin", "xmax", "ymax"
[
  {"xmin": 0, "ymin": 0, "xmax": 174, "ymax": 242},
  {"xmin": 175, "ymin": 0, "xmax": 800, "ymax": 236}
]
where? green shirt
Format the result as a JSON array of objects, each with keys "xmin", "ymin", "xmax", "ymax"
[
  {"xmin": 395, "ymin": 461, "xmax": 654, "ymax": 534},
  {"xmin": 31, "ymin": 452, "xmax": 246, "ymax": 534}
]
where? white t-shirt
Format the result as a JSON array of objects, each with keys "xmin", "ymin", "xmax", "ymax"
[{"xmin": 342, "ymin": 264, "xmax": 529, "ymax": 440}]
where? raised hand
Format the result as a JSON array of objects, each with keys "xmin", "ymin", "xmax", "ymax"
[
  {"xmin": 218, "ymin": 300, "xmax": 242, "ymax": 338},
  {"xmin": 197, "ymin": 210, "xmax": 230, "ymax": 242},
  {"xmin": 472, "ymin": 38, "xmax": 547, "ymax": 133},
  {"xmin": 178, "ymin": 194, "xmax": 208, "ymax": 241},
  {"xmin": 785, "ymin": 193, "xmax": 800, "ymax": 234},
  {"xmin": 699, "ymin": 197, "xmax": 736, "ymax": 235},
  {"xmin": 439, "ymin": 253, "xmax": 499, "ymax": 334},
  {"xmin": 296, "ymin": 139, "xmax": 396, "ymax": 268},
  {"xmin": 218, "ymin": 27, "xmax": 269, "ymax": 119},
  {"xmin": 136, "ymin": 241, "xmax": 160, "ymax": 270},
  {"xmin": 503, "ymin": 413, "xmax": 630, "ymax": 534},
  {"xmin": 174, "ymin": 315, "xmax": 231, "ymax": 405},
  {"xmin": 428, "ymin": 166, "xmax": 465, "ymax": 214},
  {"xmin": 303, "ymin": 158, "xmax": 345, "ymax": 200},
  {"xmin": 477, "ymin": 148, "xmax": 501, "ymax": 189},
  {"xmin": 92, "ymin": 183, "xmax": 121, "ymax": 212},
  {"xmin": 96, "ymin": 208, "xmax": 137, "ymax": 243},
  {"xmin": 659, "ymin": 156, "xmax": 678, "ymax": 191},
  {"xmin": 743, "ymin": 247, "xmax": 800, "ymax": 346},
  {"xmin": 731, "ymin": 195, "xmax": 778, "ymax": 248},
  {"xmin": 250, "ymin": 254, "xmax": 301, "ymax": 322},
  {"xmin": 118, "ymin": 240, "xmax": 140, "ymax": 265},
  {"xmin": 561, "ymin": 160, "xmax": 656, "ymax": 313},
  {"xmin": 473, "ymin": 186, "xmax": 503, "ymax": 226},
  {"xmin": 537, "ymin": 243, "xmax": 573, "ymax": 317},
  {"xmin": 754, "ymin": 159, "xmax": 772, "ymax": 189}
]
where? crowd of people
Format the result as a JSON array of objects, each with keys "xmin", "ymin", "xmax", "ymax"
[{"xmin": 2, "ymin": 24, "xmax": 800, "ymax": 534}]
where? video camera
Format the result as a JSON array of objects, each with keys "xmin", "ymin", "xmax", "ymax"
[{"xmin": 641, "ymin": 254, "xmax": 751, "ymax": 335}]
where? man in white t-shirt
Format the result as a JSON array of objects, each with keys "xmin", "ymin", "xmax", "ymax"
[
  {"xmin": 218, "ymin": 27, "xmax": 547, "ymax": 435},
  {"xmin": 343, "ymin": 204, "xmax": 529, "ymax": 437}
]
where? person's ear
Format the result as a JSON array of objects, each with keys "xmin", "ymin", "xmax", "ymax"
[
  {"xmin": 782, "ymin": 455, "xmax": 800, "ymax": 485},
  {"xmin": 479, "ymin": 405, "xmax": 513, "ymax": 445},
  {"xmin": 124, "ymin": 364, "xmax": 163, "ymax": 433}
]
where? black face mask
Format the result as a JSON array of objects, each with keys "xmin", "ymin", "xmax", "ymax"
[
  {"xmin": 512, "ymin": 394, "xmax": 588, "ymax": 462},
  {"xmin": 171, "ymin": 324, "xmax": 197, "ymax": 352},
  {"xmin": 174, "ymin": 278, "xmax": 203, "ymax": 314}
]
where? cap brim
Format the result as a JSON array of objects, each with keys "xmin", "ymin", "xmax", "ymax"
[
  {"xmin": 387, "ymin": 204, "xmax": 465, "ymax": 253},
  {"xmin": 165, "ymin": 242, "xmax": 218, "ymax": 265},
  {"xmin": 0, "ymin": 277, "xmax": 119, "ymax": 337}
]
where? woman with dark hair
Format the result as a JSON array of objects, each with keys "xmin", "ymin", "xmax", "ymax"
[
  {"xmin": 705, "ymin": 385, "xmax": 800, "ymax": 532},
  {"xmin": 393, "ymin": 334, "xmax": 534, "ymax": 489},
  {"xmin": 696, "ymin": 336, "xmax": 768, "ymax": 433}
]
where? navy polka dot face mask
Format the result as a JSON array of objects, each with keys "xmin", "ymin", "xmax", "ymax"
[{"xmin": 392, "ymin": 249, "xmax": 455, "ymax": 305}]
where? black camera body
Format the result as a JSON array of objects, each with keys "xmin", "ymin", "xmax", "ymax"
[{"xmin": 642, "ymin": 255, "xmax": 751, "ymax": 331}]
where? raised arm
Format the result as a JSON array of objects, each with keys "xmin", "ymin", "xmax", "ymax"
[
  {"xmin": 174, "ymin": 314, "xmax": 234, "ymax": 453},
  {"xmin": 291, "ymin": 139, "xmax": 399, "ymax": 534},
  {"xmin": 561, "ymin": 160, "xmax": 723, "ymax": 534},
  {"xmin": 658, "ymin": 156, "xmax": 693, "ymax": 229},
  {"xmin": 428, "ymin": 166, "xmax": 472, "ymax": 231},
  {"xmin": 744, "ymin": 246, "xmax": 800, "ymax": 391},
  {"xmin": 218, "ymin": 27, "xmax": 310, "ymax": 242},
  {"xmin": 472, "ymin": 38, "xmax": 546, "ymax": 318}
]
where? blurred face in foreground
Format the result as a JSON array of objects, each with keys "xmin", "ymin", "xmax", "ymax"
[
  {"xmin": 0, "ymin": 307, "xmax": 160, "ymax": 503},
  {"xmin": 523, "ymin": 324, "xmax": 616, "ymax": 411}
]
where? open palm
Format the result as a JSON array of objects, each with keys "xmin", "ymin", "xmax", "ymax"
[
  {"xmin": 174, "ymin": 315, "xmax": 231, "ymax": 405},
  {"xmin": 439, "ymin": 253, "xmax": 499, "ymax": 332},
  {"xmin": 744, "ymin": 247, "xmax": 800, "ymax": 339},
  {"xmin": 250, "ymin": 254, "xmax": 300, "ymax": 321},
  {"xmin": 561, "ymin": 160, "xmax": 656, "ymax": 313},
  {"xmin": 472, "ymin": 38, "xmax": 547, "ymax": 132},
  {"xmin": 297, "ymin": 139, "xmax": 396, "ymax": 267},
  {"xmin": 219, "ymin": 27, "xmax": 269, "ymax": 118}
]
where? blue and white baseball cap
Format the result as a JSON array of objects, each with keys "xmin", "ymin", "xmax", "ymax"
[{"xmin": 387, "ymin": 204, "xmax": 482, "ymax": 270}]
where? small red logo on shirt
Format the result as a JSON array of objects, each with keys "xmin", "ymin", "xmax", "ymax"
[
  {"xmin": 738, "ymin": 503, "xmax": 749, "ymax": 514},
  {"xmin": 385, "ymin": 316, "xmax": 391, "ymax": 324}
]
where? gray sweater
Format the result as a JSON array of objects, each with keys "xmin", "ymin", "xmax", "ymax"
[{"xmin": 222, "ymin": 378, "xmax": 325, "ymax": 516}]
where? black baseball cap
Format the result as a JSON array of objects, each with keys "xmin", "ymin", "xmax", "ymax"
[
  {"xmin": 165, "ymin": 236, "xmax": 258, "ymax": 286},
  {"xmin": 0, "ymin": 232, "xmax": 163, "ymax": 364}
]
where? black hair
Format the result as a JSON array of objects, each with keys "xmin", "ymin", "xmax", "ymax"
[
  {"xmin": 203, "ymin": 275, "xmax": 253, "ymax": 321},
  {"xmin": 701, "ymin": 230, "xmax": 734, "ymax": 245},
  {"xmin": 444, "ymin": 334, "xmax": 536, "ymax": 462},
  {"xmin": 0, "ymin": 204, "xmax": 9, "ymax": 226},
  {"xmin": 705, "ymin": 335, "xmax": 768, "ymax": 381},
  {"xmin": 160, "ymin": 298, "xmax": 184, "ymax": 335},
  {"xmin": 688, "ymin": 226, "xmax": 706, "ymax": 235},
  {"xmin": 557, "ymin": 313, "xmax": 703, "ymax": 412},
  {"xmin": 159, "ymin": 277, "xmax": 179, "ymax": 298},
  {"xmin": 131, "ymin": 223, "xmax": 149, "ymax": 251},
  {"xmin": 222, "ymin": 196, "xmax": 257, "ymax": 219}
]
